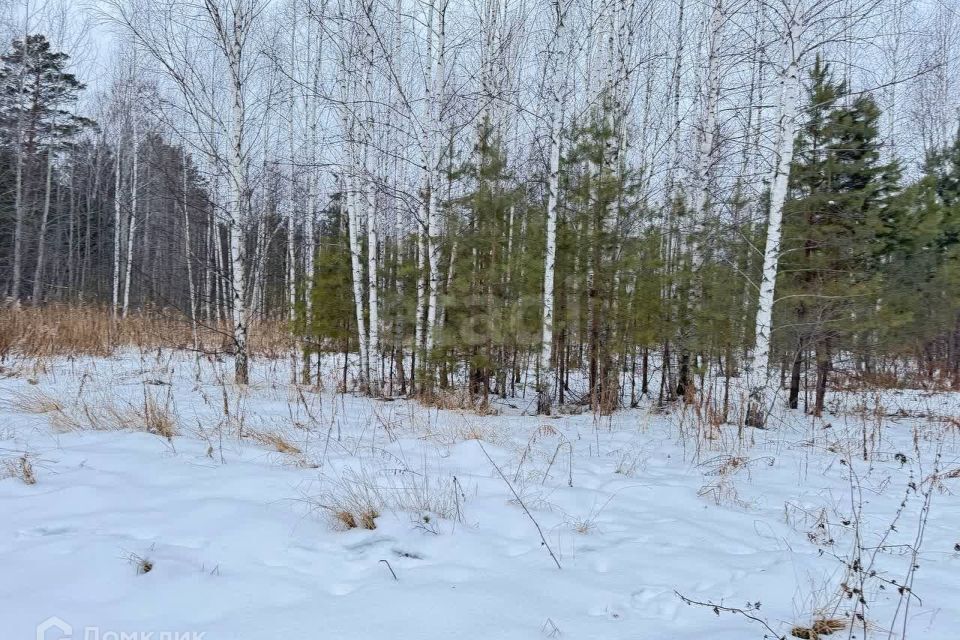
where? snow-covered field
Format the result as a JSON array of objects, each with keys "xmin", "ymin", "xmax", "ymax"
[{"xmin": 1, "ymin": 352, "xmax": 958, "ymax": 640}]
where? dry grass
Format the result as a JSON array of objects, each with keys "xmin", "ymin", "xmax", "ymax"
[
  {"xmin": 394, "ymin": 472, "xmax": 459, "ymax": 522},
  {"xmin": 696, "ymin": 476, "xmax": 749, "ymax": 508},
  {"xmin": 0, "ymin": 305, "xmax": 293, "ymax": 360},
  {"xmin": 139, "ymin": 393, "xmax": 179, "ymax": 439},
  {"xmin": 317, "ymin": 467, "xmax": 385, "ymax": 531},
  {"xmin": 697, "ymin": 455, "xmax": 760, "ymax": 509},
  {"xmin": 7, "ymin": 388, "xmax": 65, "ymax": 414},
  {"xmin": 790, "ymin": 618, "xmax": 846, "ymax": 639},
  {"xmin": 126, "ymin": 552, "xmax": 154, "ymax": 575},
  {"xmin": 419, "ymin": 419, "xmax": 503, "ymax": 446},
  {"xmin": 570, "ymin": 515, "xmax": 597, "ymax": 534},
  {"xmin": 701, "ymin": 455, "xmax": 749, "ymax": 477},
  {"xmin": 40, "ymin": 388, "xmax": 180, "ymax": 439},
  {"xmin": 246, "ymin": 429, "xmax": 302, "ymax": 455},
  {"xmin": 333, "ymin": 508, "xmax": 379, "ymax": 530},
  {"xmin": 244, "ymin": 428, "xmax": 311, "ymax": 467},
  {"xmin": 315, "ymin": 464, "xmax": 461, "ymax": 532},
  {"xmin": 418, "ymin": 388, "xmax": 499, "ymax": 416},
  {"xmin": 1, "ymin": 454, "xmax": 37, "ymax": 485}
]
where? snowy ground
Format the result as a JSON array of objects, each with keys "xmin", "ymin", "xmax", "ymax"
[{"xmin": 1, "ymin": 351, "xmax": 958, "ymax": 640}]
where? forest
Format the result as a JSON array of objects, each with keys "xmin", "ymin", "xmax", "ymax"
[
  {"xmin": 2, "ymin": 2, "xmax": 960, "ymax": 639},
  {"xmin": 1, "ymin": 0, "xmax": 958, "ymax": 421}
]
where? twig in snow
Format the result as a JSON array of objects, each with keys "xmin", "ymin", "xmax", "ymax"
[
  {"xmin": 675, "ymin": 591, "xmax": 784, "ymax": 639},
  {"xmin": 541, "ymin": 618, "xmax": 562, "ymax": 637},
  {"xmin": 542, "ymin": 439, "xmax": 573, "ymax": 487},
  {"xmin": 476, "ymin": 440, "xmax": 562, "ymax": 569},
  {"xmin": 379, "ymin": 559, "xmax": 398, "ymax": 581}
]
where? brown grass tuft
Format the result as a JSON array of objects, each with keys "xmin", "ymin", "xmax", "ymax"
[
  {"xmin": 246, "ymin": 430, "xmax": 302, "ymax": 455},
  {"xmin": 141, "ymin": 394, "xmax": 178, "ymax": 439},
  {"xmin": 359, "ymin": 508, "xmax": 379, "ymax": 529},
  {"xmin": 2, "ymin": 454, "xmax": 37, "ymax": 485},
  {"xmin": 315, "ymin": 465, "xmax": 456, "ymax": 531},
  {"xmin": 7, "ymin": 388, "xmax": 65, "ymax": 414},
  {"xmin": 791, "ymin": 618, "xmax": 846, "ymax": 639},
  {"xmin": 332, "ymin": 508, "xmax": 379, "ymax": 530},
  {"xmin": 318, "ymin": 467, "xmax": 385, "ymax": 531},
  {"xmin": 126, "ymin": 553, "xmax": 154, "ymax": 575},
  {"xmin": 334, "ymin": 510, "xmax": 358, "ymax": 529},
  {"xmin": 244, "ymin": 428, "xmax": 310, "ymax": 466},
  {"xmin": 43, "ymin": 389, "xmax": 179, "ymax": 439}
]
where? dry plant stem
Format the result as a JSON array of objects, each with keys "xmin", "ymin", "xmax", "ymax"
[
  {"xmin": 379, "ymin": 559, "xmax": 398, "ymax": 581},
  {"xmin": 476, "ymin": 440, "xmax": 562, "ymax": 570},
  {"xmin": 452, "ymin": 475, "xmax": 465, "ymax": 525},
  {"xmin": 675, "ymin": 591, "xmax": 784, "ymax": 639},
  {"xmin": 542, "ymin": 439, "xmax": 573, "ymax": 487},
  {"xmin": 887, "ymin": 436, "xmax": 941, "ymax": 640}
]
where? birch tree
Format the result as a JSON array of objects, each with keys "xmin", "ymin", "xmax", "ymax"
[
  {"xmin": 745, "ymin": 0, "xmax": 881, "ymax": 426},
  {"xmin": 537, "ymin": 0, "xmax": 573, "ymax": 415},
  {"xmin": 106, "ymin": 0, "xmax": 269, "ymax": 384}
]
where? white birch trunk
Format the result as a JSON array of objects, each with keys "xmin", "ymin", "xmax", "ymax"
[
  {"xmin": 182, "ymin": 146, "xmax": 199, "ymax": 351},
  {"xmin": 303, "ymin": 10, "xmax": 322, "ymax": 344},
  {"xmin": 365, "ymin": 165, "xmax": 380, "ymax": 392},
  {"xmin": 204, "ymin": 205, "xmax": 213, "ymax": 322},
  {"xmin": 337, "ymin": 13, "xmax": 369, "ymax": 388},
  {"xmin": 287, "ymin": 205, "xmax": 298, "ymax": 383},
  {"xmin": 346, "ymin": 172, "xmax": 369, "ymax": 388},
  {"xmin": 287, "ymin": 19, "xmax": 300, "ymax": 384},
  {"xmin": 11, "ymin": 134, "xmax": 25, "ymax": 306},
  {"xmin": 746, "ymin": 19, "xmax": 802, "ymax": 426},
  {"xmin": 112, "ymin": 145, "xmax": 123, "ymax": 318},
  {"xmin": 688, "ymin": 0, "xmax": 723, "ymax": 262},
  {"xmin": 226, "ymin": 32, "xmax": 250, "ymax": 385},
  {"xmin": 414, "ymin": 210, "xmax": 427, "ymax": 388},
  {"xmin": 538, "ymin": 0, "xmax": 567, "ymax": 414},
  {"xmin": 422, "ymin": 0, "xmax": 447, "ymax": 371},
  {"xmin": 122, "ymin": 117, "xmax": 139, "ymax": 318},
  {"xmin": 425, "ymin": 187, "xmax": 440, "ymax": 358},
  {"xmin": 212, "ymin": 206, "xmax": 226, "ymax": 324},
  {"xmin": 31, "ymin": 149, "xmax": 55, "ymax": 303},
  {"xmin": 364, "ymin": 13, "xmax": 381, "ymax": 393}
]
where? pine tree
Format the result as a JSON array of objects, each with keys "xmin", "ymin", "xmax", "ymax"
[
  {"xmin": 0, "ymin": 34, "xmax": 92, "ymax": 152},
  {"xmin": 779, "ymin": 57, "xmax": 900, "ymax": 414},
  {"xmin": 560, "ymin": 105, "xmax": 640, "ymax": 414},
  {"xmin": 438, "ymin": 118, "xmax": 530, "ymax": 404},
  {"xmin": 0, "ymin": 34, "xmax": 94, "ymax": 304},
  {"xmin": 876, "ymin": 133, "xmax": 960, "ymax": 375},
  {"xmin": 309, "ymin": 193, "xmax": 358, "ymax": 386}
]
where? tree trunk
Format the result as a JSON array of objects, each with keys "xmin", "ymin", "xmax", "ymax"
[
  {"xmin": 122, "ymin": 121, "xmax": 140, "ymax": 318},
  {"xmin": 31, "ymin": 149, "xmax": 55, "ymax": 304},
  {"xmin": 746, "ymin": 18, "xmax": 802, "ymax": 427},
  {"xmin": 112, "ymin": 146, "xmax": 123, "ymax": 317},
  {"xmin": 788, "ymin": 345, "xmax": 803, "ymax": 410},
  {"xmin": 538, "ymin": 0, "xmax": 566, "ymax": 415},
  {"xmin": 813, "ymin": 339, "xmax": 830, "ymax": 417}
]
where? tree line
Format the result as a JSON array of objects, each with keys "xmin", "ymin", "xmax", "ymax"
[{"xmin": 0, "ymin": 0, "xmax": 958, "ymax": 423}]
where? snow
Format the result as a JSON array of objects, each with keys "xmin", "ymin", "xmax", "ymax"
[{"xmin": 1, "ymin": 352, "xmax": 959, "ymax": 639}]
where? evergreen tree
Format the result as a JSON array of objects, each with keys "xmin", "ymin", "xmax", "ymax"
[
  {"xmin": 560, "ymin": 105, "xmax": 640, "ymax": 413},
  {"xmin": 309, "ymin": 193, "xmax": 358, "ymax": 383},
  {"xmin": 778, "ymin": 57, "xmax": 900, "ymax": 414},
  {"xmin": 0, "ymin": 34, "xmax": 92, "ymax": 152},
  {"xmin": 437, "ymin": 119, "xmax": 533, "ymax": 403},
  {"xmin": 876, "ymin": 133, "xmax": 960, "ymax": 375}
]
